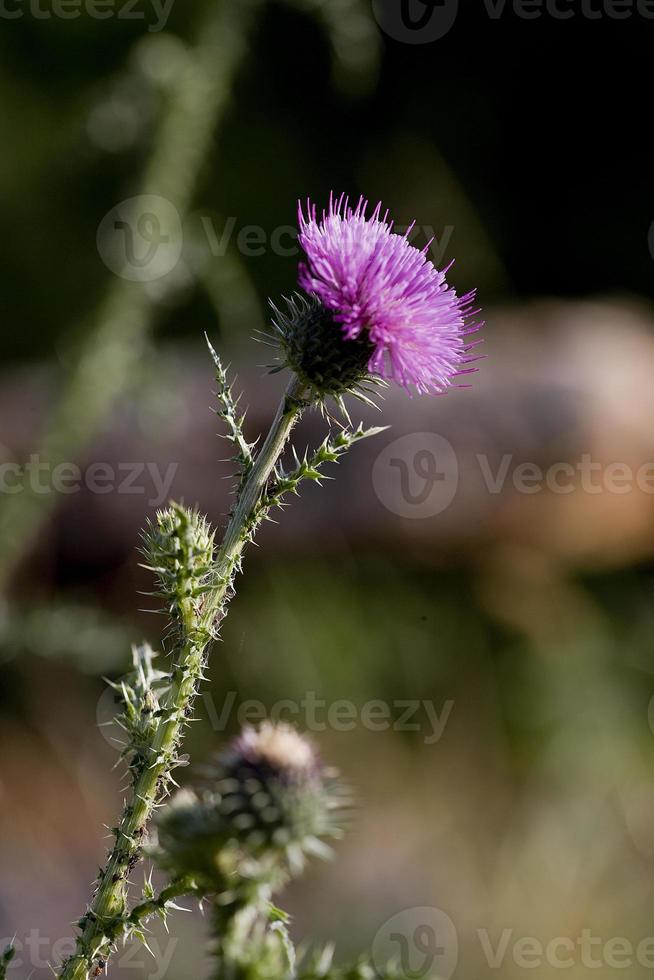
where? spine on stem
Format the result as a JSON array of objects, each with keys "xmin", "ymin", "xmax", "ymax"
[
  {"xmin": 60, "ymin": 506, "xmax": 215, "ymax": 980},
  {"xmin": 59, "ymin": 375, "xmax": 309, "ymax": 980},
  {"xmin": 58, "ymin": 347, "xmax": 382, "ymax": 980}
]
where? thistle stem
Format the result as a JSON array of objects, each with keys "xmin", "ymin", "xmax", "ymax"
[
  {"xmin": 115, "ymin": 876, "xmax": 195, "ymax": 940},
  {"xmin": 60, "ymin": 637, "xmax": 204, "ymax": 980},
  {"xmin": 209, "ymin": 375, "xmax": 307, "ymax": 611},
  {"xmin": 59, "ymin": 375, "xmax": 307, "ymax": 980},
  {"xmin": 210, "ymin": 891, "xmax": 268, "ymax": 980}
]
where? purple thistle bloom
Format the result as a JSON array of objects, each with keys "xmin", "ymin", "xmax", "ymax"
[{"xmin": 297, "ymin": 193, "xmax": 483, "ymax": 395}]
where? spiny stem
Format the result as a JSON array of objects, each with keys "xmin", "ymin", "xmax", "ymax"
[
  {"xmin": 103, "ymin": 876, "xmax": 195, "ymax": 949},
  {"xmin": 58, "ymin": 368, "xmax": 381, "ymax": 980},
  {"xmin": 58, "ymin": 377, "xmax": 308, "ymax": 980},
  {"xmin": 205, "ymin": 375, "xmax": 308, "ymax": 627},
  {"xmin": 259, "ymin": 422, "xmax": 389, "ymax": 515},
  {"xmin": 60, "ymin": 644, "xmax": 205, "ymax": 979},
  {"xmin": 206, "ymin": 334, "xmax": 255, "ymax": 488}
]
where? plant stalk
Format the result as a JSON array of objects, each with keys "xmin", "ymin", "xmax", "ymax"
[
  {"xmin": 208, "ymin": 375, "xmax": 307, "ymax": 617},
  {"xmin": 59, "ymin": 375, "xmax": 307, "ymax": 980}
]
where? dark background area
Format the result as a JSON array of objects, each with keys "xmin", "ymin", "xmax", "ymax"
[{"xmin": 1, "ymin": 0, "xmax": 651, "ymax": 361}]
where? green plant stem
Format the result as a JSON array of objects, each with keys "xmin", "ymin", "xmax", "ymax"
[
  {"xmin": 60, "ymin": 644, "xmax": 205, "ymax": 979},
  {"xmin": 208, "ymin": 375, "xmax": 307, "ymax": 614},
  {"xmin": 210, "ymin": 892, "xmax": 267, "ymax": 980},
  {"xmin": 107, "ymin": 876, "xmax": 195, "ymax": 944},
  {"xmin": 59, "ymin": 376, "xmax": 307, "ymax": 980}
]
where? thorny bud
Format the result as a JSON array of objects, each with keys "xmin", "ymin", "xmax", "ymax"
[
  {"xmin": 269, "ymin": 293, "xmax": 374, "ymax": 400},
  {"xmin": 141, "ymin": 503, "xmax": 215, "ymax": 640},
  {"xmin": 151, "ymin": 722, "xmax": 348, "ymax": 892}
]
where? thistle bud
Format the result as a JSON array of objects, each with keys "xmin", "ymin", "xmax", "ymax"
[
  {"xmin": 141, "ymin": 503, "xmax": 215, "ymax": 638},
  {"xmin": 151, "ymin": 722, "xmax": 347, "ymax": 891},
  {"xmin": 270, "ymin": 293, "xmax": 373, "ymax": 399}
]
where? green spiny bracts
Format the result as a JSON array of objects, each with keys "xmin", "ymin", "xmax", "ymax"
[
  {"xmin": 141, "ymin": 503, "xmax": 216, "ymax": 643},
  {"xmin": 151, "ymin": 723, "xmax": 348, "ymax": 893},
  {"xmin": 269, "ymin": 293, "xmax": 377, "ymax": 401},
  {"xmin": 208, "ymin": 721, "xmax": 348, "ymax": 873}
]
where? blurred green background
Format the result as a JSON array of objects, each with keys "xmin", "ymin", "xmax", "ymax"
[{"xmin": 1, "ymin": 0, "xmax": 654, "ymax": 977}]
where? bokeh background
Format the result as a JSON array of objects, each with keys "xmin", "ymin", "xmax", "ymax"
[{"xmin": 1, "ymin": 0, "xmax": 654, "ymax": 977}]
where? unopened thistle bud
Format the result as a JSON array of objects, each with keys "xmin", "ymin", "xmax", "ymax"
[
  {"xmin": 151, "ymin": 722, "xmax": 347, "ymax": 891},
  {"xmin": 141, "ymin": 503, "xmax": 215, "ymax": 639}
]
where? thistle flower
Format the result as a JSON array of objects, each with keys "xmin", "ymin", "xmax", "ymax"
[
  {"xmin": 296, "ymin": 193, "xmax": 482, "ymax": 395},
  {"xmin": 152, "ymin": 723, "xmax": 347, "ymax": 892}
]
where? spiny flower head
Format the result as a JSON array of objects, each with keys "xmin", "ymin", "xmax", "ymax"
[
  {"xmin": 151, "ymin": 723, "xmax": 348, "ymax": 892},
  {"xmin": 297, "ymin": 193, "xmax": 482, "ymax": 395},
  {"xmin": 270, "ymin": 292, "xmax": 376, "ymax": 402},
  {"xmin": 140, "ymin": 503, "xmax": 215, "ymax": 640}
]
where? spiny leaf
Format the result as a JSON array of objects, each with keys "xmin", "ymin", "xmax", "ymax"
[{"xmin": 205, "ymin": 333, "xmax": 255, "ymax": 487}]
